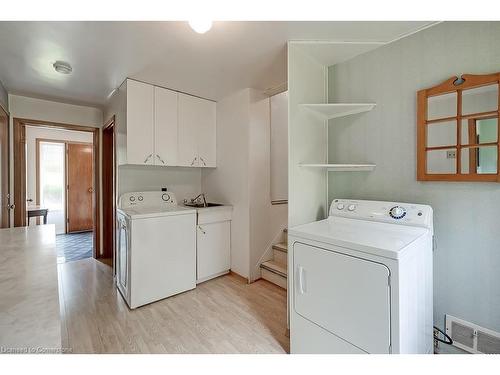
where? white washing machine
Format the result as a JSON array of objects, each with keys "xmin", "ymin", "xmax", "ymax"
[
  {"xmin": 116, "ymin": 191, "xmax": 197, "ymax": 309},
  {"xmin": 288, "ymin": 199, "xmax": 433, "ymax": 354}
]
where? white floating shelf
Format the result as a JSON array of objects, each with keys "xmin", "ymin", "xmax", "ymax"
[
  {"xmin": 301, "ymin": 103, "xmax": 376, "ymax": 120},
  {"xmin": 300, "ymin": 163, "xmax": 376, "ymax": 172}
]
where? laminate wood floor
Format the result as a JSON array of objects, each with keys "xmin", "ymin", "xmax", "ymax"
[{"xmin": 58, "ymin": 258, "xmax": 289, "ymax": 353}]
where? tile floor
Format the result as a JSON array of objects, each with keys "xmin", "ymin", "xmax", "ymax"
[{"xmin": 56, "ymin": 231, "xmax": 93, "ymax": 263}]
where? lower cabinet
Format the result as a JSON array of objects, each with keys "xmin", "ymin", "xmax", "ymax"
[{"xmin": 196, "ymin": 220, "xmax": 231, "ymax": 283}]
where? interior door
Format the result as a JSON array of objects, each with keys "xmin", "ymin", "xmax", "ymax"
[
  {"xmin": 0, "ymin": 105, "xmax": 9, "ymax": 228},
  {"xmin": 178, "ymin": 93, "xmax": 200, "ymax": 167},
  {"xmin": 196, "ymin": 98, "xmax": 216, "ymax": 167},
  {"xmin": 154, "ymin": 87, "xmax": 178, "ymax": 166},
  {"xmin": 293, "ymin": 242, "xmax": 391, "ymax": 353},
  {"xmin": 67, "ymin": 143, "xmax": 93, "ymax": 232}
]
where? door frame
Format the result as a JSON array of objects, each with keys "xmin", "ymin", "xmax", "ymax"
[
  {"xmin": 102, "ymin": 116, "xmax": 116, "ymax": 266},
  {"xmin": 13, "ymin": 118, "xmax": 101, "ymax": 258},
  {"xmin": 0, "ymin": 104, "xmax": 9, "ymax": 228}
]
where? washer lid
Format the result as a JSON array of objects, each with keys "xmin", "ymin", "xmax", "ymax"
[
  {"xmin": 117, "ymin": 205, "xmax": 196, "ymax": 219},
  {"xmin": 289, "ymin": 216, "xmax": 429, "ymax": 259}
]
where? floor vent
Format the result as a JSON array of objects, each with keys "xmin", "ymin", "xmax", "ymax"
[{"xmin": 446, "ymin": 314, "xmax": 500, "ymax": 354}]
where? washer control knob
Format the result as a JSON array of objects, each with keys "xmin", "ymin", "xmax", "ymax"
[
  {"xmin": 162, "ymin": 193, "xmax": 170, "ymax": 202},
  {"xmin": 347, "ymin": 204, "xmax": 356, "ymax": 212},
  {"xmin": 138, "ymin": 196, "xmax": 143, "ymax": 201},
  {"xmin": 129, "ymin": 196, "xmax": 135, "ymax": 202},
  {"xmin": 336, "ymin": 203, "xmax": 345, "ymax": 210},
  {"xmin": 389, "ymin": 206, "xmax": 406, "ymax": 219}
]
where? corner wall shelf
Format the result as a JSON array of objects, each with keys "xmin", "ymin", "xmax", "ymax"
[
  {"xmin": 301, "ymin": 103, "xmax": 376, "ymax": 120},
  {"xmin": 299, "ymin": 163, "xmax": 376, "ymax": 172}
]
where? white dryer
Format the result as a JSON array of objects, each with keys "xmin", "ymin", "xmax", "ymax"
[
  {"xmin": 116, "ymin": 191, "xmax": 197, "ymax": 309},
  {"xmin": 288, "ymin": 199, "xmax": 433, "ymax": 354}
]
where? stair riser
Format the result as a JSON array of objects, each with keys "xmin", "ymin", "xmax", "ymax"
[
  {"xmin": 273, "ymin": 249, "xmax": 287, "ymax": 266},
  {"xmin": 261, "ymin": 268, "xmax": 287, "ymax": 289}
]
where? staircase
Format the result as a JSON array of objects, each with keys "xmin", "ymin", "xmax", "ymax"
[{"xmin": 260, "ymin": 228, "xmax": 288, "ymax": 289}]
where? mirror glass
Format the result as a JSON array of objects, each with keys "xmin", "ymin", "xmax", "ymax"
[
  {"xmin": 426, "ymin": 148, "xmax": 456, "ymax": 174},
  {"xmin": 460, "ymin": 146, "xmax": 498, "ymax": 174},
  {"xmin": 462, "ymin": 84, "xmax": 498, "ymax": 115},
  {"xmin": 427, "ymin": 120, "xmax": 457, "ymax": 147},
  {"xmin": 427, "ymin": 92, "xmax": 457, "ymax": 120},
  {"xmin": 461, "ymin": 117, "xmax": 498, "ymax": 145}
]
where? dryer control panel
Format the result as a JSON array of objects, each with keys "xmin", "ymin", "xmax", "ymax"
[{"xmin": 330, "ymin": 198, "xmax": 433, "ymax": 230}]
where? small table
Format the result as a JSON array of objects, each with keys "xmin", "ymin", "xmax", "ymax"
[{"xmin": 27, "ymin": 206, "xmax": 49, "ymax": 225}]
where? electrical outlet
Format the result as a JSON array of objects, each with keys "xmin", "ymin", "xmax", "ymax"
[{"xmin": 446, "ymin": 150, "xmax": 456, "ymax": 159}]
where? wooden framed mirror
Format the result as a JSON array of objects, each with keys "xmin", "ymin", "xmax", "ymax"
[{"xmin": 417, "ymin": 73, "xmax": 500, "ymax": 182}]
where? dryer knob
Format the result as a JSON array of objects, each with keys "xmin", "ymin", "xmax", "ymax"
[
  {"xmin": 389, "ymin": 206, "xmax": 406, "ymax": 219},
  {"xmin": 162, "ymin": 193, "xmax": 170, "ymax": 202},
  {"xmin": 347, "ymin": 204, "xmax": 356, "ymax": 212},
  {"xmin": 129, "ymin": 196, "xmax": 135, "ymax": 202},
  {"xmin": 336, "ymin": 203, "xmax": 345, "ymax": 210}
]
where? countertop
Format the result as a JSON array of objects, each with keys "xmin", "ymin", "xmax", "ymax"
[{"xmin": 0, "ymin": 225, "xmax": 61, "ymax": 352}]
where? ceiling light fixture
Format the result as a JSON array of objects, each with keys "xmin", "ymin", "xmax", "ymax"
[
  {"xmin": 188, "ymin": 19, "xmax": 212, "ymax": 34},
  {"xmin": 53, "ymin": 60, "xmax": 72, "ymax": 74}
]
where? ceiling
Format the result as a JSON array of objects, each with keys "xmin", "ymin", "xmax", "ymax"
[{"xmin": 0, "ymin": 21, "xmax": 435, "ymax": 108}]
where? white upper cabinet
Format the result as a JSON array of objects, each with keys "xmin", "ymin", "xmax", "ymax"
[
  {"xmin": 115, "ymin": 79, "xmax": 216, "ymax": 167},
  {"xmin": 154, "ymin": 86, "xmax": 178, "ymax": 166},
  {"xmin": 196, "ymin": 98, "xmax": 217, "ymax": 167},
  {"xmin": 178, "ymin": 93, "xmax": 216, "ymax": 167},
  {"xmin": 126, "ymin": 79, "xmax": 154, "ymax": 165}
]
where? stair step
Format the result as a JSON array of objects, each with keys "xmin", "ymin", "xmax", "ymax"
[
  {"xmin": 272, "ymin": 242, "xmax": 288, "ymax": 253},
  {"xmin": 273, "ymin": 249, "xmax": 287, "ymax": 265},
  {"xmin": 260, "ymin": 260, "xmax": 287, "ymax": 278}
]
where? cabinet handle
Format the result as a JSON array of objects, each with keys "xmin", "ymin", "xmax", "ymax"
[
  {"xmin": 200, "ymin": 157, "xmax": 207, "ymax": 166},
  {"xmin": 156, "ymin": 154, "xmax": 166, "ymax": 165},
  {"xmin": 144, "ymin": 153, "xmax": 153, "ymax": 163},
  {"xmin": 190, "ymin": 157, "xmax": 197, "ymax": 166},
  {"xmin": 198, "ymin": 225, "xmax": 206, "ymax": 234}
]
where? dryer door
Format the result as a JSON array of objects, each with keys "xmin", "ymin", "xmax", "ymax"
[{"xmin": 293, "ymin": 242, "xmax": 391, "ymax": 353}]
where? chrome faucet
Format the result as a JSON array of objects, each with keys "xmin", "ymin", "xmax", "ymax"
[{"xmin": 190, "ymin": 193, "xmax": 207, "ymax": 207}]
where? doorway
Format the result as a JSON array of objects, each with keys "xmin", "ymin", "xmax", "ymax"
[
  {"xmin": 13, "ymin": 118, "xmax": 100, "ymax": 262},
  {"xmin": 102, "ymin": 116, "xmax": 116, "ymax": 267},
  {"xmin": 35, "ymin": 137, "xmax": 94, "ymax": 263}
]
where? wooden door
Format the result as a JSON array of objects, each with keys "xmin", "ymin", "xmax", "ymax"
[
  {"xmin": 126, "ymin": 79, "xmax": 154, "ymax": 165},
  {"xmin": 67, "ymin": 143, "xmax": 93, "ymax": 232},
  {"xmin": 196, "ymin": 98, "xmax": 216, "ymax": 167},
  {"xmin": 178, "ymin": 93, "xmax": 200, "ymax": 167},
  {"xmin": 0, "ymin": 106, "xmax": 9, "ymax": 228},
  {"xmin": 154, "ymin": 86, "xmax": 178, "ymax": 166}
]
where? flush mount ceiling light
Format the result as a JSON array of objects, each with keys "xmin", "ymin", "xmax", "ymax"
[
  {"xmin": 188, "ymin": 19, "xmax": 212, "ymax": 34},
  {"xmin": 53, "ymin": 60, "xmax": 72, "ymax": 74}
]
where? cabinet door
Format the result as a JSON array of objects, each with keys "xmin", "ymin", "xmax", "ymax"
[
  {"xmin": 197, "ymin": 221, "xmax": 230, "ymax": 281},
  {"xmin": 126, "ymin": 79, "xmax": 154, "ymax": 165},
  {"xmin": 178, "ymin": 93, "xmax": 200, "ymax": 167},
  {"xmin": 196, "ymin": 98, "xmax": 216, "ymax": 167},
  {"xmin": 154, "ymin": 87, "xmax": 178, "ymax": 166}
]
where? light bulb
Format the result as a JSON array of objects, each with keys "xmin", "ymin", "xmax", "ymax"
[{"xmin": 188, "ymin": 20, "xmax": 212, "ymax": 34}]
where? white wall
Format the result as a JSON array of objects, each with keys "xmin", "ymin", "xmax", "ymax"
[
  {"xmin": 327, "ymin": 21, "xmax": 500, "ymax": 349},
  {"xmin": 25, "ymin": 126, "xmax": 93, "ymax": 234},
  {"xmin": 202, "ymin": 89, "xmax": 251, "ymax": 278},
  {"xmin": 202, "ymin": 88, "xmax": 287, "ymax": 281},
  {"xmin": 288, "ymin": 42, "xmax": 328, "ymax": 228},
  {"xmin": 248, "ymin": 90, "xmax": 288, "ymax": 281}
]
